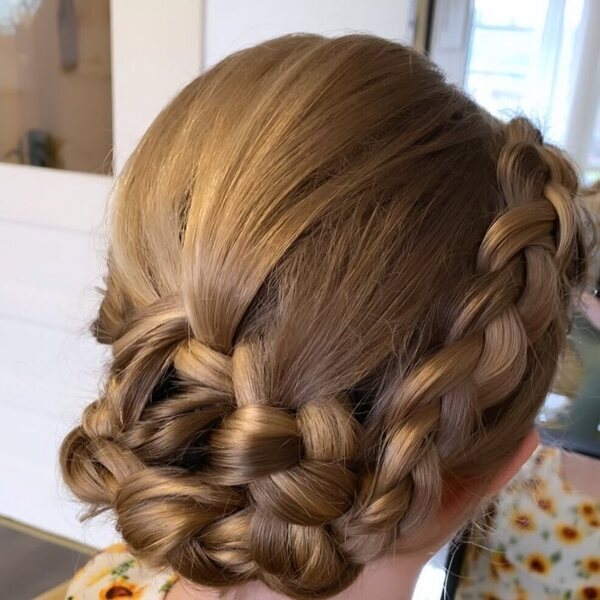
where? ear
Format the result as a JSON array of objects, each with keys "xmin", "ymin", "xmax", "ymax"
[{"xmin": 486, "ymin": 428, "xmax": 540, "ymax": 495}]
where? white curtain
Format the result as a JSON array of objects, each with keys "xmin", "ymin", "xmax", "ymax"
[{"xmin": 530, "ymin": 0, "xmax": 600, "ymax": 178}]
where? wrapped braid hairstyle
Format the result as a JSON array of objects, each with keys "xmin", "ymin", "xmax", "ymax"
[{"xmin": 61, "ymin": 34, "xmax": 589, "ymax": 598}]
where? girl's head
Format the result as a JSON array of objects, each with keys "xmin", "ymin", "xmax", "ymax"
[{"xmin": 61, "ymin": 34, "xmax": 588, "ymax": 598}]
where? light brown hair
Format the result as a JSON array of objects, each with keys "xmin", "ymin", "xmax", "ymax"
[{"xmin": 61, "ymin": 34, "xmax": 588, "ymax": 598}]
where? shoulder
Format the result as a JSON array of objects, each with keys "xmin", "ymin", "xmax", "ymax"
[{"xmin": 65, "ymin": 543, "xmax": 177, "ymax": 600}]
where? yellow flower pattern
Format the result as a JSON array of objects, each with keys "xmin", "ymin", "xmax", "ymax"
[
  {"xmin": 556, "ymin": 523, "xmax": 584, "ymax": 544},
  {"xmin": 576, "ymin": 585, "xmax": 600, "ymax": 600},
  {"xmin": 582, "ymin": 557, "xmax": 600, "ymax": 576},
  {"xmin": 524, "ymin": 552, "xmax": 552, "ymax": 575},
  {"xmin": 98, "ymin": 579, "xmax": 145, "ymax": 599},
  {"xmin": 64, "ymin": 544, "xmax": 177, "ymax": 599},
  {"xmin": 509, "ymin": 511, "xmax": 536, "ymax": 532},
  {"xmin": 62, "ymin": 446, "xmax": 599, "ymax": 600},
  {"xmin": 535, "ymin": 494, "xmax": 557, "ymax": 516},
  {"xmin": 456, "ymin": 446, "xmax": 600, "ymax": 599}
]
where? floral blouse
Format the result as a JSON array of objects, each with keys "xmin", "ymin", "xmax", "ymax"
[
  {"xmin": 64, "ymin": 543, "xmax": 178, "ymax": 599},
  {"xmin": 64, "ymin": 446, "xmax": 599, "ymax": 600},
  {"xmin": 456, "ymin": 446, "xmax": 600, "ymax": 600}
]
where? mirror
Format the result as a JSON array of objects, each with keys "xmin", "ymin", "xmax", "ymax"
[{"xmin": 0, "ymin": 0, "xmax": 112, "ymax": 174}]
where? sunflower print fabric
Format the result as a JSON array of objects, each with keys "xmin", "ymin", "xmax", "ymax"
[
  {"xmin": 456, "ymin": 446, "xmax": 600, "ymax": 600},
  {"xmin": 64, "ymin": 543, "xmax": 177, "ymax": 599}
]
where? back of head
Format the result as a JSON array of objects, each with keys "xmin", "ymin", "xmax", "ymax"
[{"xmin": 61, "ymin": 34, "xmax": 588, "ymax": 598}]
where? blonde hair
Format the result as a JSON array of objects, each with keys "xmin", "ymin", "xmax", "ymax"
[{"xmin": 61, "ymin": 34, "xmax": 588, "ymax": 598}]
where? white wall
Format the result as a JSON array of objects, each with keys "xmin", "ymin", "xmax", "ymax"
[
  {"xmin": 0, "ymin": 164, "xmax": 113, "ymax": 547},
  {"xmin": 110, "ymin": 0, "xmax": 203, "ymax": 173},
  {"xmin": 204, "ymin": 0, "xmax": 413, "ymax": 68},
  {"xmin": 0, "ymin": 1, "xmax": 204, "ymax": 549},
  {"xmin": 1, "ymin": 0, "xmax": 414, "ymax": 550}
]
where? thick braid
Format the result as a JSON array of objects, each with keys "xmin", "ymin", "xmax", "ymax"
[
  {"xmin": 64, "ymin": 299, "xmax": 364, "ymax": 595},
  {"xmin": 346, "ymin": 118, "xmax": 586, "ymax": 558},
  {"xmin": 60, "ymin": 36, "xmax": 590, "ymax": 600},
  {"xmin": 226, "ymin": 343, "xmax": 362, "ymax": 595},
  {"xmin": 64, "ymin": 303, "xmax": 253, "ymax": 583},
  {"xmin": 150, "ymin": 341, "xmax": 361, "ymax": 594}
]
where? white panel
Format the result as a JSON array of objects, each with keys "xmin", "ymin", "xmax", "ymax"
[
  {"xmin": 204, "ymin": 0, "xmax": 413, "ymax": 68},
  {"xmin": 0, "ymin": 167, "xmax": 111, "ymax": 541},
  {"xmin": 0, "ymin": 402, "xmax": 116, "ymax": 548},
  {"xmin": 0, "ymin": 1, "xmax": 203, "ymax": 547},
  {"xmin": 0, "ymin": 221, "xmax": 105, "ymax": 329},
  {"xmin": 110, "ymin": 0, "xmax": 204, "ymax": 172},
  {"xmin": 0, "ymin": 315, "xmax": 107, "ymax": 418},
  {"xmin": 0, "ymin": 163, "xmax": 110, "ymax": 232}
]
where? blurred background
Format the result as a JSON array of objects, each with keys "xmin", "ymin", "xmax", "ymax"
[{"xmin": 0, "ymin": 1, "xmax": 598, "ymax": 598}]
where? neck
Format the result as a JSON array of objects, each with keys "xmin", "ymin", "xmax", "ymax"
[{"xmin": 166, "ymin": 552, "xmax": 429, "ymax": 600}]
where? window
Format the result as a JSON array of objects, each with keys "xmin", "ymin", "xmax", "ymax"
[{"xmin": 433, "ymin": 0, "xmax": 599, "ymax": 183}]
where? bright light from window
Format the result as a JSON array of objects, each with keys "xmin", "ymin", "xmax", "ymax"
[
  {"xmin": 0, "ymin": 0, "xmax": 42, "ymax": 34},
  {"xmin": 464, "ymin": 0, "xmax": 585, "ymax": 149}
]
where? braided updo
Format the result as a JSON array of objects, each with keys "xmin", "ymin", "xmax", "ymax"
[{"xmin": 60, "ymin": 34, "xmax": 589, "ymax": 598}]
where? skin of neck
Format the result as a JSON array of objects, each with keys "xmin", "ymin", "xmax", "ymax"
[
  {"xmin": 166, "ymin": 430, "xmax": 540, "ymax": 600},
  {"xmin": 166, "ymin": 549, "xmax": 431, "ymax": 600}
]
